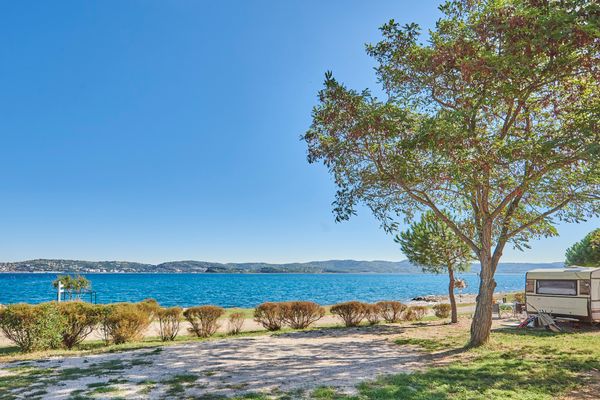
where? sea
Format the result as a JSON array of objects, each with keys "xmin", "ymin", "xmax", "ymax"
[{"xmin": 0, "ymin": 273, "xmax": 526, "ymax": 307}]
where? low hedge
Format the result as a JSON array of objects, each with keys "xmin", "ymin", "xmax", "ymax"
[
  {"xmin": 157, "ymin": 306, "xmax": 183, "ymax": 341},
  {"xmin": 365, "ymin": 303, "xmax": 382, "ymax": 325},
  {"xmin": 227, "ymin": 312, "xmax": 245, "ymax": 335},
  {"xmin": 432, "ymin": 303, "xmax": 451, "ymax": 319},
  {"xmin": 280, "ymin": 301, "xmax": 325, "ymax": 329},
  {"xmin": 408, "ymin": 305, "xmax": 428, "ymax": 321},
  {"xmin": 330, "ymin": 301, "xmax": 368, "ymax": 327},
  {"xmin": 0, "ymin": 303, "xmax": 66, "ymax": 352},
  {"xmin": 376, "ymin": 301, "xmax": 407, "ymax": 323},
  {"xmin": 57, "ymin": 301, "xmax": 103, "ymax": 349},
  {"xmin": 0, "ymin": 298, "xmax": 447, "ymax": 353},
  {"xmin": 101, "ymin": 302, "xmax": 156, "ymax": 344},
  {"xmin": 254, "ymin": 302, "xmax": 285, "ymax": 331},
  {"xmin": 184, "ymin": 305, "xmax": 225, "ymax": 338}
]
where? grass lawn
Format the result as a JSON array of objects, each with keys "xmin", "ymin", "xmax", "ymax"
[
  {"xmin": 2, "ymin": 319, "xmax": 597, "ymax": 399},
  {"xmin": 349, "ymin": 321, "xmax": 600, "ymax": 400}
]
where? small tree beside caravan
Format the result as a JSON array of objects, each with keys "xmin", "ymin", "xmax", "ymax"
[{"xmin": 397, "ymin": 212, "xmax": 473, "ymax": 324}]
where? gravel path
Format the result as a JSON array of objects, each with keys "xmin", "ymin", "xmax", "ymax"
[{"xmin": 0, "ymin": 325, "xmax": 423, "ymax": 399}]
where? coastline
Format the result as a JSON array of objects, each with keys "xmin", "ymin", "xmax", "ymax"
[{"xmin": 0, "ymin": 292, "xmax": 512, "ymax": 348}]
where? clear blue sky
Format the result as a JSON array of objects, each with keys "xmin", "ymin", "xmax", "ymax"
[{"xmin": 0, "ymin": 1, "xmax": 596, "ymax": 264}]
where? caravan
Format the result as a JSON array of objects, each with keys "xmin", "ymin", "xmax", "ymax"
[{"xmin": 525, "ymin": 267, "xmax": 600, "ymax": 322}]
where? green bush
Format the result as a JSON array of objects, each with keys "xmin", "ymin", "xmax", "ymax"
[
  {"xmin": 365, "ymin": 304, "xmax": 382, "ymax": 325},
  {"xmin": 376, "ymin": 301, "xmax": 407, "ymax": 323},
  {"xmin": 157, "ymin": 307, "xmax": 183, "ymax": 341},
  {"xmin": 57, "ymin": 301, "xmax": 102, "ymax": 349},
  {"xmin": 254, "ymin": 302, "xmax": 285, "ymax": 331},
  {"xmin": 101, "ymin": 302, "xmax": 154, "ymax": 344},
  {"xmin": 432, "ymin": 303, "xmax": 451, "ymax": 319},
  {"xmin": 280, "ymin": 301, "xmax": 325, "ymax": 329},
  {"xmin": 184, "ymin": 305, "xmax": 225, "ymax": 337},
  {"xmin": 227, "ymin": 312, "xmax": 245, "ymax": 335},
  {"xmin": 0, "ymin": 303, "xmax": 66, "ymax": 352},
  {"xmin": 330, "ymin": 301, "xmax": 367, "ymax": 327}
]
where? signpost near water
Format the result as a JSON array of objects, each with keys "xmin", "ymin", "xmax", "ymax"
[{"xmin": 56, "ymin": 280, "xmax": 64, "ymax": 302}]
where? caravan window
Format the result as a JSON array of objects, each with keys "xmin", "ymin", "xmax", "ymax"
[{"xmin": 536, "ymin": 280, "xmax": 577, "ymax": 296}]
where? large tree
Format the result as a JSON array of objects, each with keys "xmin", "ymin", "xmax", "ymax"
[
  {"xmin": 565, "ymin": 228, "xmax": 600, "ymax": 267},
  {"xmin": 397, "ymin": 211, "xmax": 473, "ymax": 323},
  {"xmin": 304, "ymin": 0, "xmax": 599, "ymax": 346}
]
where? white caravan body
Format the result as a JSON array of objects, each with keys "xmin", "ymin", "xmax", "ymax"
[{"xmin": 525, "ymin": 267, "xmax": 600, "ymax": 322}]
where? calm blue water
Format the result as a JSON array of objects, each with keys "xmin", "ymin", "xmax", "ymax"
[{"xmin": 0, "ymin": 273, "xmax": 525, "ymax": 307}]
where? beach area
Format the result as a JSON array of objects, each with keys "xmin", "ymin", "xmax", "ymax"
[{"xmin": 0, "ymin": 293, "xmax": 482, "ymax": 348}]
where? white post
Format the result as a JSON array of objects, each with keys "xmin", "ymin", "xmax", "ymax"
[{"xmin": 57, "ymin": 281, "xmax": 63, "ymax": 302}]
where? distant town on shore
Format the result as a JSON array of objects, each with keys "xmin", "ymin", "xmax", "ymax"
[{"xmin": 0, "ymin": 259, "xmax": 564, "ymax": 274}]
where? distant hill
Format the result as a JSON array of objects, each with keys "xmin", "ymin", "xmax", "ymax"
[{"xmin": 0, "ymin": 259, "xmax": 564, "ymax": 274}]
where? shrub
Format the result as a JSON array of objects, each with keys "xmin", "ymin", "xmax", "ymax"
[
  {"xmin": 403, "ymin": 308, "xmax": 417, "ymax": 321},
  {"xmin": 409, "ymin": 305, "xmax": 428, "ymax": 321},
  {"xmin": 365, "ymin": 304, "xmax": 382, "ymax": 325},
  {"xmin": 432, "ymin": 303, "xmax": 451, "ymax": 319},
  {"xmin": 280, "ymin": 301, "xmax": 325, "ymax": 329},
  {"xmin": 514, "ymin": 292, "xmax": 526, "ymax": 303},
  {"xmin": 157, "ymin": 307, "xmax": 182, "ymax": 341},
  {"xmin": 101, "ymin": 302, "xmax": 154, "ymax": 344},
  {"xmin": 138, "ymin": 298, "xmax": 161, "ymax": 321},
  {"xmin": 330, "ymin": 301, "xmax": 367, "ymax": 327},
  {"xmin": 376, "ymin": 301, "xmax": 407, "ymax": 323},
  {"xmin": 227, "ymin": 312, "xmax": 245, "ymax": 335},
  {"xmin": 254, "ymin": 302, "xmax": 285, "ymax": 331},
  {"xmin": 184, "ymin": 305, "xmax": 225, "ymax": 337},
  {"xmin": 57, "ymin": 301, "xmax": 102, "ymax": 349},
  {"xmin": 0, "ymin": 303, "xmax": 66, "ymax": 352}
]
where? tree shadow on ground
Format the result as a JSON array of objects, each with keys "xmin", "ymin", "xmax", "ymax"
[
  {"xmin": 360, "ymin": 326, "xmax": 600, "ymax": 400},
  {"xmin": 276, "ymin": 324, "xmax": 407, "ymax": 339}
]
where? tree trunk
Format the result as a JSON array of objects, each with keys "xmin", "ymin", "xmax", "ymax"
[
  {"xmin": 448, "ymin": 267, "xmax": 458, "ymax": 323},
  {"xmin": 469, "ymin": 253, "xmax": 497, "ymax": 347}
]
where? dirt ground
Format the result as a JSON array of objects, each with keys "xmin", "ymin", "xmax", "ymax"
[{"xmin": 0, "ymin": 325, "xmax": 424, "ymax": 399}]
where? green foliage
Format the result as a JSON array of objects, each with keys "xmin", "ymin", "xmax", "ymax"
[
  {"xmin": 364, "ymin": 329, "xmax": 600, "ymax": 400},
  {"xmin": 0, "ymin": 303, "xmax": 66, "ymax": 352},
  {"xmin": 305, "ymin": 0, "xmax": 599, "ymax": 247},
  {"xmin": 253, "ymin": 302, "xmax": 285, "ymax": 331},
  {"xmin": 565, "ymin": 228, "xmax": 600, "ymax": 267},
  {"xmin": 330, "ymin": 301, "xmax": 367, "ymax": 327},
  {"xmin": 376, "ymin": 301, "xmax": 407, "ymax": 323},
  {"xmin": 183, "ymin": 305, "xmax": 225, "ymax": 337},
  {"xmin": 397, "ymin": 211, "xmax": 473, "ymax": 274},
  {"xmin": 57, "ymin": 301, "xmax": 102, "ymax": 349},
  {"xmin": 52, "ymin": 275, "xmax": 91, "ymax": 300},
  {"xmin": 304, "ymin": 0, "xmax": 600, "ymax": 345},
  {"xmin": 432, "ymin": 303, "xmax": 452, "ymax": 319},
  {"xmin": 157, "ymin": 307, "xmax": 182, "ymax": 341},
  {"xmin": 280, "ymin": 301, "xmax": 326, "ymax": 329}
]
